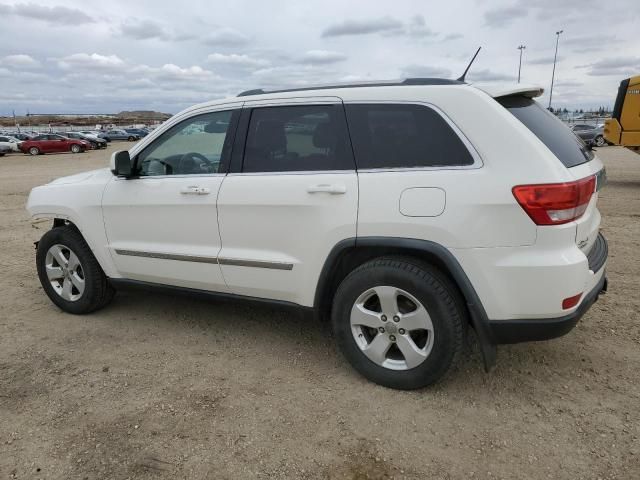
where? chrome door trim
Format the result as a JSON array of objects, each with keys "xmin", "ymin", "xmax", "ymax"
[
  {"xmin": 114, "ymin": 249, "xmax": 219, "ymax": 264},
  {"xmin": 114, "ymin": 249, "xmax": 294, "ymax": 270},
  {"xmin": 218, "ymin": 258, "xmax": 294, "ymax": 270}
]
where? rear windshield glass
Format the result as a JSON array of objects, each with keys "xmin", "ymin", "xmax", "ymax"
[{"xmin": 498, "ymin": 96, "xmax": 593, "ymax": 168}]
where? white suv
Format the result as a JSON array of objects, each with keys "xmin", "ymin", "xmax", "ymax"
[{"xmin": 26, "ymin": 79, "xmax": 608, "ymax": 389}]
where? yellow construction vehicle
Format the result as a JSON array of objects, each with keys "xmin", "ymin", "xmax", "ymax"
[{"xmin": 604, "ymin": 75, "xmax": 640, "ymax": 155}]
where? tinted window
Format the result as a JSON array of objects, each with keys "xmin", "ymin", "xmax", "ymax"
[
  {"xmin": 34, "ymin": 135, "xmax": 46, "ymax": 141},
  {"xmin": 137, "ymin": 110, "xmax": 235, "ymax": 176},
  {"xmin": 345, "ymin": 104, "xmax": 474, "ymax": 169},
  {"xmin": 0, "ymin": 137, "xmax": 7, "ymax": 142},
  {"xmin": 498, "ymin": 96, "xmax": 593, "ymax": 168},
  {"xmin": 242, "ymin": 105, "xmax": 353, "ymax": 173}
]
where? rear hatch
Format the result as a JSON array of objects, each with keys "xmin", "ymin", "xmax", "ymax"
[{"xmin": 495, "ymin": 94, "xmax": 605, "ymax": 256}]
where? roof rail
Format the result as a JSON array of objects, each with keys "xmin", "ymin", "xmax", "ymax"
[{"xmin": 237, "ymin": 78, "xmax": 464, "ymax": 97}]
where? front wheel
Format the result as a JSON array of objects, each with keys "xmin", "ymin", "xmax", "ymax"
[
  {"xmin": 29, "ymin": 146, "xmax": 40, "ymax": 156},
  {"xmin": 70, "ymin": 144, "xmax": 81, "ymax": 153},
  {"xmin": 332, "ymin": 257, "xmax": 464, "ymax": 389},
  {"xmin": 36, "ymin": 225, "xmax": 115, "ymax": 314}
]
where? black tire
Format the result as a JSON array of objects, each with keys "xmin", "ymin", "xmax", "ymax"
[
  {"xmin": 70, "ymin": 144, "xmax": 81, "ymax": 153},
  {"xmin": 331, "ymin": 257, "xmax": 464, "ymax": 389},
  {"xmin": 29, "ymin": 146, "xmax": 40, "ymax": 156},
  {"xmin": 595, "ymin": 135, "xmax": 605, "ymax": 147},
  {"xmin": 127, "ymin": 136, "xmax": 135, "ymax": 141},
  {"xmin": 36, "ymin": 225, "xmax": 115, "ymax": 314}
]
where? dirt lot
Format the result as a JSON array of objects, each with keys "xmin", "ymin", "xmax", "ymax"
[{"xmin": 1, "ymin": 144, "xmax": 638, "ymax": 480}]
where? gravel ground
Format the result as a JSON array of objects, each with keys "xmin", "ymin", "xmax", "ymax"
[{"xmin": 0, "ymin": 144, "xmax": 638, "ymax": 480}]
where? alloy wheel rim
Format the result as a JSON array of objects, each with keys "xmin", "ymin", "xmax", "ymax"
[
  {"xmin": 350, "ymin": 286, "xmax": 434, "ymax": 370},
  {"xmin": 44, "ymin": 244, "xmax": 85, "ymax": 301}
]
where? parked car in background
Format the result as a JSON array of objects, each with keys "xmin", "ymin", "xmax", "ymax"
[
  {"xmin": 571, "ymin": 124, "xmax": 605, "ymax": 147},
  {"xmin": 124, "ymin": 128, "xmax": 149, "ymax": 138},
  {"xmin": 0, "ymin": 135, "xmax": 22, "ymax": 152},
  {"xmin": 100, "ymin": 129, "xmax": 140, "ymax": 141},
  {"xmin": 79, "ymin": 131, "xmax": 110, "ymax": 143},
  {"xmin": 19, "ymin": 134, "xmax": 89, "ymax": 155},
  {"xmin": 64, "ymin": 132, "xmax": 107, "ymax": 149},
  {"xmin": 0, "ymin": 145, "xmax": 10, "ymax": 156},
  {"xmin": 11, "ymin": 133, "xmax": 34, "ymax": 141}
]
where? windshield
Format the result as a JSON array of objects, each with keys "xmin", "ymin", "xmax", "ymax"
[{"xmin": 498, "ymin": 96, "xmax": 594, "ymax": 168}]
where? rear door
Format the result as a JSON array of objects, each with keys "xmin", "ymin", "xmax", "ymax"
[{"xmin": 216, "ymin": 98, "xmax": 358, "ymax": 306}]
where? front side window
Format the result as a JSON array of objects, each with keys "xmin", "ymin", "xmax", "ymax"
[
  {"xmin": 242, "ymin": 105, "xmax": 353, "ymax": 173},
  {"xmin": 137, "ymin": 110, "xmax": 235, "ymax": 176},
  {"xmin": 345, "ymin": 103, "xmax": 475, "ymax": 169}
]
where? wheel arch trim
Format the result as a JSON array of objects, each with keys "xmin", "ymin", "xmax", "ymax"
[{"xmin": 314, "ymin": 236, "xmax": 496, "ymax": 371}]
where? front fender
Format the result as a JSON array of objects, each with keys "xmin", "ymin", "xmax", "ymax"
[{"xmin": 26, "ymin": 175, "xmax": 119, "ymax": 278}]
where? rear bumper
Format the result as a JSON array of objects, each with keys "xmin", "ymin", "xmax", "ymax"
[{"xmin": 489, "ymin": 270, "xmax": 607, "ymax": 344}]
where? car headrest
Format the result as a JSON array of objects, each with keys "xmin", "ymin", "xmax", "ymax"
[
  {"xmin": 251, "ymin": 120, "xmax": 286, "ymax": 151},
  {"xmin": 312, "ymin": 122, "xmax": 333, "ymax": 148}
]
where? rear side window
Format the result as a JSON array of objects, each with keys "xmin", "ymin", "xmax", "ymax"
[
  {"xmin": 498, "ymin": 96, "xmax": 593, "ymax": 168},
  {"xmin": 345, "ymin": 103, "xmax": 474, "ymax": 169},
  {"xmin": 242, "ymin": 105, "xmax": 354, "ymax": 173}
]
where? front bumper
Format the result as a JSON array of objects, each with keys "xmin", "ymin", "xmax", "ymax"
[{"xmin": 489, "ymin": 269, "xmax": 607, "ymax": 344}]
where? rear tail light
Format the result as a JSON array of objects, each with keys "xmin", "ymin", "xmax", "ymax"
[
  {"xmin": 562, "ymin": 293, "xmax": 582, "ymax": 310},
  {"xmin": 512, "ymin": 175, "xmax": 596, "ymax": 225}
]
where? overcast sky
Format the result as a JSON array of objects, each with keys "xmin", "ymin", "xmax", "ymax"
[{"xmin": 1, "ymin": 0, "xmax": 638, "ymax": 115}]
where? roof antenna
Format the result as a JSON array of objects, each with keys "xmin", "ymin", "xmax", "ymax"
[{"xmin": 457, "ymin": 46, "xmax": 482, "ymax": 82}]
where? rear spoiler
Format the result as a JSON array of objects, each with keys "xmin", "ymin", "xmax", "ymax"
[{"xmin": 476, "ymin": 84, "xmax": 544, "ymax": 99}]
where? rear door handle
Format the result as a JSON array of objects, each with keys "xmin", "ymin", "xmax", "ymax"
[
  {"xmin": 180, "ymin": 186, "xmax": 210, "ymax": 195},
  {"xmin": 307, "ymin": 184, "xmax": 347, "ymax": 195}
]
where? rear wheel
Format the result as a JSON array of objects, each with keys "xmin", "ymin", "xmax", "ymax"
[
  {"xmin": 127, "ymin": 136, "xmax": 135, "ymax": 141},
  {"xmin": 332, "ymin": 257, "xmax": 464, "ymax": 389},
  {"xmin": 595, "ymin": 135, "xmax": 605, "ymax": 147},
  {"xmin": 29, "ymin": 146, "xmax": 40, "ymax": 155},
  {"xmin": 36, "ymin": 226, "xmax": 115, "ymax": 314},
  {"xmin": 70, "ymin": 144, "xmax": 81, "ymax": 153}
]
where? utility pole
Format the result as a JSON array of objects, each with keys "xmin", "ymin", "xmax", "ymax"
[
  {"xmin": 548, "ymin": 30, "xmax": 563, "ymax": 109},
  {"xmin": 517, "ymin": 45, "xmax": 526, "ymax": 83}
]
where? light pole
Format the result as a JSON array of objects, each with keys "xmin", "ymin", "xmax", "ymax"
[
  {"xmin": 517, "ymin": 45, "xmax": 526, "ymax": 83},
  {"xmin": 548, "ymin": 30, "xmax": 563, "ymax": 110}
]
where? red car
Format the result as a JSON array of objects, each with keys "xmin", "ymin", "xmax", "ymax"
[{"xmin": 20, "ymin": 134, "xmax": 90, "ymax": 155}]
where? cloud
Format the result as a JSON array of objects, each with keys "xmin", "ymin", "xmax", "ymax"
[
  {"xmin": 321, "ymin": 15, "xmax": 439, "ymax": 39},
  {"xmin": 321, "ymin": 16, "xmax": 404, "ymax": 37},
  {"xmin": 467, "ymin": 69, "xmax": 516, "ymax": 82},
  {"xmin": 0, "ymin": 2, "xmax": 94, "ymax": 25},
  {"xmin": 580, "ymin": 56, "xmax": 640, "ymax": 77},
  {"xmin": 57, "ymin": 53, "xmax": 126, "ymax": 71},
  {"xmin": 404, "ymin": 15, "xmax": 438, "ymax": 38},
  {"xmin": 442, "ymin": 33, "xmax": 463, "ymax": 41},
  {"xmin": 400, "ymin": 64, "xmax": 452, "ymax": 78},
  {"xmin": 297, "ymin": 50, "xmax": 347, "ymax": 65},
  {"xmin": 484, "ymin": 6, "xmax": 528, "ymax": 27},
  {"xmin": 528, "ymin": 56, "xmax": 564, "ymax": 65},
  {"xmin": 2, "ymin": 54, "xmax": 40, "ymax": 68},
  {"xmin": 563, "ymin": 34, "xmax": 617, "ymax": 53},
  {"xmin": 119, "ymin": 19, "xmax": 170, "ymax": 41},
  {"xmin": 202, "ymin": 28, "xmax": 250, "ymax": 46},
  {"xmin": 206, "ymin": 53, "xmax": 268, "ymax": 68}
]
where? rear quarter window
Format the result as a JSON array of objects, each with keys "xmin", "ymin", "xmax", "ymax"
[
  {"xmin": 345, "ymin": 103, "xmax": 475, "ymax": 169},
  {"xmin": 498, "ymin": 96, "xmax": 593, "ymax": 168}
]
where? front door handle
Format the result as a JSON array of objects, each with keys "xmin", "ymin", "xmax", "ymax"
[
  {"xmin": 307, "ymin": 184, "xmax": 347, "ymax": 195},
  {"xmin": 180, "ymin": 186, "xmax": 210, "ymax": 195}
]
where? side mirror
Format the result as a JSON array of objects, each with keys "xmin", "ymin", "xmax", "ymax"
[{"xmin": 110, "ymin": 150, "xmax": 133, "ymax": 177}]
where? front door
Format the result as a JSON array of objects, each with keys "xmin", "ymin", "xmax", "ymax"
[
  {"xmin": 102, "ymin": 108, "xmax": 239, "ymax": 292},
  {"xmin": 216, "ymin": 100, "xmax": 358, "ymax": 306}
]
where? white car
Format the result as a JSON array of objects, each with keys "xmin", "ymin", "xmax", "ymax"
[
  {"xmin": 26, "ymin": 79, "xmax": 608, "ymax": 389},
  {"xmin": 0, "ymin": 135, "xmax": 22, "ymax": 152}
]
